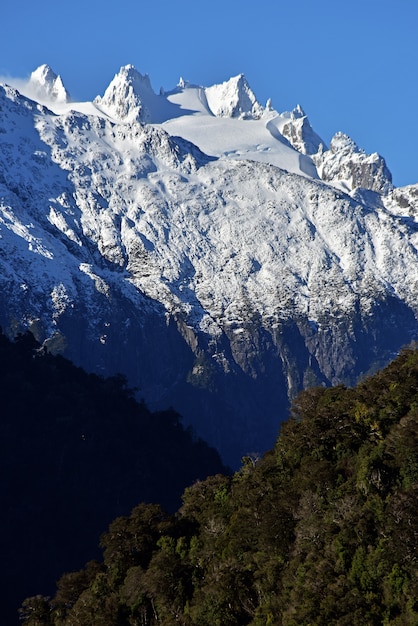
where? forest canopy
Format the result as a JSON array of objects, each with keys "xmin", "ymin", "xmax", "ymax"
[{"xmin": 20, "ymin": 345, "xmax": 418, "ymax": 625}]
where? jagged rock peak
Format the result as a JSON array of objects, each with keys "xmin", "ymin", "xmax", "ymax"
[
  {"xmin": 205, "ymin": 73, "xmax": 264, "ymax": 119},
  {"xmin": 280, "ymin": 105, "xmax": 326, "ymax": 156},
  {"xmin": 290, "ymin": 104, "xmax": 306, "ymax": 119},
  {"xmin": 315, "ymin": 131, "xmax": 393, "ymax": 194},
  {"xmin": 329, "ymin": 131, "xmax": 360, "ymax": 154},
  {"xmin": 29, "ymin": 64, "xmax": 70, "ymax": 103},
  {"xmin": 94, "ymin": 64, "xmax": 154, "ymax": 123}
]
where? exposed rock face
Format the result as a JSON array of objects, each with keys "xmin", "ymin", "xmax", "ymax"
[
  {"xmin": 280, "ymin": 105, "xmax": 326, "ymax": 155},
  {"xmin": 314, "ymin": 131, "xmax": 393, "ymax": 193}
]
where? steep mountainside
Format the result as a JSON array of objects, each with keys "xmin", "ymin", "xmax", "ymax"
[
  {"xmin": 1, "ymin": 64, "xmax": 418, "ymax": 465},
  {"xmin": 0, "ymin": 330, "xmax": 226, "ymax": 626}
]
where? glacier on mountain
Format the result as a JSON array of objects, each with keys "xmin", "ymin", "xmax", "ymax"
[{"xmin": 1, "ymin": 64, "xmax": 418, "ymax": 465}]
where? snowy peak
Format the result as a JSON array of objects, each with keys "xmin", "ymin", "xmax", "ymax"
[
  {"xmin": 94, "ymin": 64, "xmax": 155, "ymax": 123},
  {"xmin": 205, "ymin": 73, "xmax": 264, "ymax": 119},
  {"xmin": 3, "ymin": 62, "xmax": 398, "ymax": 197},
  {"xmin": 329, "ymin": 131, "xmax": 360, "ymax": 155},
  {"xmin": 314, "ymin": 131, "xmax": 393, "ymax": 193},
  {"xmin": 29, "ymin": 64, "xmax": 70, "ymax": 103}
]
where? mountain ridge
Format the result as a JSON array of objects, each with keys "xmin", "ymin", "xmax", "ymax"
[{"xmin": 1, "ymin": 64, "xmax": 418, "ymax": 465}]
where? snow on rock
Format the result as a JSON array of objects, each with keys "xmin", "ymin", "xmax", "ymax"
[
  {"xmin": 0, "ymin": 78, "xmax": 413, "ymax": 339},
  {"xmin": 94, "ymin": 64, "xmax": 155, "ymax": 123},
  {"xmin": 278, "ymin": 105, "xmax": 326, "ymax": 155},
  {"xmin": 93, "ymin": 65, "xmax": 188, "ymax": 125},
  {"xmin": 0, "ymin": 68, "xmax": 410, "ymax": 343},
  {"xmin": 1, "ymin": 63, "xmax": 417, "ymax": 463},
  {"xmin": 84, "ymin": 66, "xmax": 318, "ymax": 179},
  {"xmin": 205, "ymin": 73, "xmax": 264, "ymax": 119},
  {"xmin": 29, "ymin": 64, "xmax": 70, "ymax": 103},
  {"xmin": 314, "ymin": 131, "xmax": 393, "ymax": 194}
]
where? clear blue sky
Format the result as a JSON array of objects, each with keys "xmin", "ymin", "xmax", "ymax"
[{"xmin": 1, "ymin": 0, "xmax": 417, "ymax": 186}]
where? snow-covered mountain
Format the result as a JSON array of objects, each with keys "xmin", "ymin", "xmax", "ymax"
[
  {"xmin": 1, "ymin": 64, "xmax": 417, "ymax": 465},
  {"xmin": 314, "ymin": 131, "xmax": 393, "ymax": 194},
  {"xmin": 28, "ymin": 64, "xmax": 71, "ymax": 104}
]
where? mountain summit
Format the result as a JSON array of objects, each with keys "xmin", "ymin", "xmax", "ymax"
[
  {"xmin": 314, "ymin": 131, "xmax": 393, "ymax": 193},
  {"xmin": 28, "ymin": 64, "xmax": 70, "ymax": 103},
  {"xmin": 205, "ymin": 73, "xmax": 264, "ymax": 119},
  {"xmin": 0, "ymin": 64, "xmax": 417, "ymax": 465},
  {"xmin": 94, "ymin": 64, "xmax": 155, "ymax": 123}
]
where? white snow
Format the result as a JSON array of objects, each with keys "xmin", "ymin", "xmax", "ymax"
[
  {"xmin": 204, "ymin": 74, "xmax": 264, "ymax": 119},
  {"xmin": 0, "ymin": 63, "xmax": 415, "ymax": 354},
  {"xmin": 1, "ymin": 65, "xmax": 321, "ymax": 178}
]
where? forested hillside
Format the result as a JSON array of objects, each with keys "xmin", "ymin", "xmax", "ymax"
[
  {"xmin": 20, "ymin": 346, "xmax": 418, "ymax": 625},
  {"xmin": 0, "ymin": 330, "xmax": 227, "ymax": 625}
]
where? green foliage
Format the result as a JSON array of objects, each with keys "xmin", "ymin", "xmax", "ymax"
[{"xmin": 20, "ymin": 346, "xmax": 418, "ymax": 625}]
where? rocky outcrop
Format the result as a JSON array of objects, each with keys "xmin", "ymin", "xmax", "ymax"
[
  {"xmin": 314, "ymin": 131, "xmax": 393, "ymax": 193},
  {"xmin": 280, "ymin": 105, "xmax": 326, "ymax": 155}
]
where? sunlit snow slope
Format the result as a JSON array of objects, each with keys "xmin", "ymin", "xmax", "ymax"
[{"xmin": 0, "ymin": 64, "xmax": 416, "ymax": 465}]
